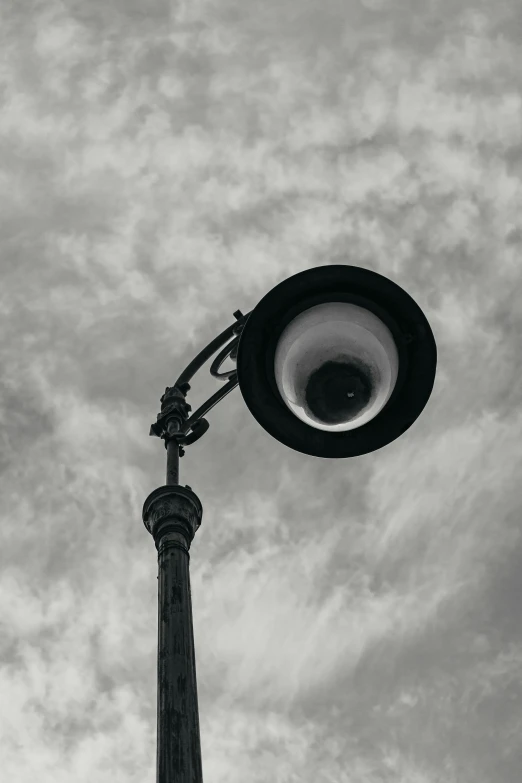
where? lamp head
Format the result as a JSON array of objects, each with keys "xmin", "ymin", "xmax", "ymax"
[{"xmin": 236, "ymin": 264, "xmax": 437, "ymax": 458}]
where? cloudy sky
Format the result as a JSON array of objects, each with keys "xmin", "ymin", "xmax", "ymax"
[{"xmin": 1, "ymin": 0, "xmax": 521, "ymax": 781}]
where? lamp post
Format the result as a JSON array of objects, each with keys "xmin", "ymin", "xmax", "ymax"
[{"xmin": 142, "ymin": 264, "xmax": 437, "ymax": 783}]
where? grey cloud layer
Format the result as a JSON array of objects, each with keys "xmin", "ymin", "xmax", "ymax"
[{"xmin": 0, "ymin": 0, "xmax": 521, "ymax": 781}]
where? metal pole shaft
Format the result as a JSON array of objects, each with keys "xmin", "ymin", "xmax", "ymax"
[
  {"xmin": 143, "ymin": 486, "xmax": 204, "ymax": 783},
  {"xmin": 166, "ymin": 439, "xmax": 180, "ymax": 486}
]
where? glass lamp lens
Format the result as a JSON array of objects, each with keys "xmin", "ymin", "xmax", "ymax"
[{"xmin": 273, "ymin": 302, "xmax": 399, "ymax": 432}]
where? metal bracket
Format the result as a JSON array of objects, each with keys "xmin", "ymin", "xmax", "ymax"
[{"xmin": 149, "ymin": 309, "xmax": 251, "ymax": 457}]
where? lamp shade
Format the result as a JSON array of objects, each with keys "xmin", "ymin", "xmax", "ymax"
[{"xmin": 235, "ymin": 264, "xmax": 437, "ymax": 458}]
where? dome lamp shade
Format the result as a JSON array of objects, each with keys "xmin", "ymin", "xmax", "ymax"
[{"xmin": 235, "ymin": 264, "xmax": 437, "ymax": 458}]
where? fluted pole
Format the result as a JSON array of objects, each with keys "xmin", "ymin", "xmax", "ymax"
[{"xmin": 143, "ymin": 484, "xmax": 204, "ymax": 783}]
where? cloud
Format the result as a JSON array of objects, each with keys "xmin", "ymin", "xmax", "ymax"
[{"xmin": 0, "ymin": 0, "xmax": 521, "ymax": 780}]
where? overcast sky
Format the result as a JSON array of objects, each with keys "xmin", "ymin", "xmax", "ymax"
[{"xmin": 0, "ymin": 1, "xmax": 521, "ymax": 781}]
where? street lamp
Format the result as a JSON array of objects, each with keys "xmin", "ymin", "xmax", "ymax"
[{"xmin": 142, "ymin": 264, "xmax": 437, "ymax": 783}]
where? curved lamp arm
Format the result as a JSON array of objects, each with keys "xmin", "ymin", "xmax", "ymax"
[{"xmin": 149, "ymin": 309, "xmax": 252, "ymax": 458}]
